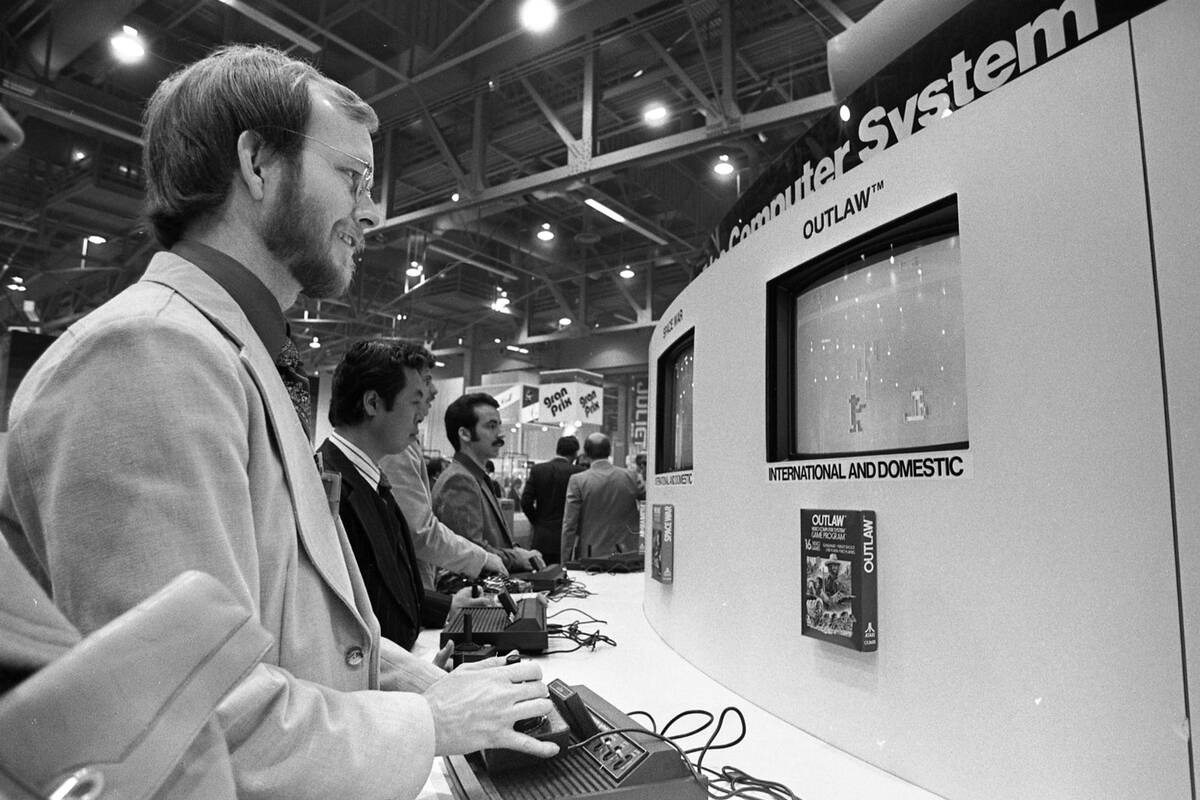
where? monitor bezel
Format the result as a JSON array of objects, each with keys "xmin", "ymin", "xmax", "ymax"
[
  {"xmin": 655, "ymin": 327, "xmax": 696, "ymax": 473},
  {"xmin": 766, "ymin": 195, "xmax": 965, "ymax": 463}
]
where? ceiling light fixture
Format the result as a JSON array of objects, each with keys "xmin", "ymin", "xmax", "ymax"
[
  {"xmin": 713, "ymin": 154, "xmax": 735, "ymax": 176},
  {"xmin": 839, "ymin": 104, "xmax": 852, "ymax": 122},
  {"xmin": 86, "ymin": 235, "xmax": 107, "ymax": 245},
  {"xmin": 643, "ymin": 103, "xmax": 668, "ymax": 126},
  {"xmin": 581, "ymin": 197, "xmax": 668, "ymax": 246},
  {"xmin": 72, "ymin": 150, "xmax": 87, "ymax": 163},
  {"xmin": 583, "ymin": 198, "xmax": 625, "ymax": 223},
  {"xmin": 505, "ymin": 344, "xmax": 530, "ymax": 355},
  {"xmin": 451, "ymin": 191, "xmax": 460, "ymax": 202},
  {"xmin": 558, "ymin": 317, "xmax": 572, "ymax": 327},
  {"xmin": 518, "ymin": 0, "xmax": 558, "ymax": 33},
  {"xmin": 536, "ymin": 222, "xmax": 555, "ymax": 242},
  {"xmin": 309, "ymin": 336, "xmax": 321, "ymax": 349},
  {"xmin": 619, "ymin": 266, "xmax": 635, "ymax": 279},
  {"xmin": 110, "ymin": 26, "xmax": 146, "ymax": 64},
  {"xmin": 406, "ymin": 260, "xmax": 423, "ymax": 277}
]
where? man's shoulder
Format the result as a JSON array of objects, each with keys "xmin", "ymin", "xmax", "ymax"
[{"xmin": 433, "ymin": 460, "xmax": 478, "ymax": 495}]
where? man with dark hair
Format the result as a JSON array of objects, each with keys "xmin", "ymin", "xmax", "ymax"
[
  {"xmin": 432, "ymin": 393, "xmax": 545, "ymax": 572},
  {"xmin": 561, "ymin": 432, "xmax": 645, "ymax": 562},
  {"xmin": 318, "ymin": 340, "xmax": 492, "ymax": 648},
  {"xmin": 520, "ymin": 436, "xmax": 585, "ymax": 563},
  {"xmin": 0, "ymin": 45, "xmax": 555, "ymax": 800},
  {"xmin": 377, "ymin": 343, "xmax": 506, "ymax": 606}
]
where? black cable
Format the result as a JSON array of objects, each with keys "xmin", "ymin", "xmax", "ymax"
[
  {"xmin": 617, "ymin": 704, "xmax": 797, "ymax": 800},
  {"xmin": 686, "ymin": 707, "xmax": 748, "ymax": 768},
  {"xmin": 547, "ymin": 607, "xmax": 607, "ymax": 624},
  {"xmin": 544, "ymin": 621, "xmax": 616, "ymax": 652},
  {"xmin": 625, "ymin": 709, "xmax": 657, "ymax": 731},
  {"xmin": 701, "ymin": 765, "xmax": 804, "ymax": 800},
  {"xmin": 661, "ymin": 709, "xmax": 716, "ymax": 740}
]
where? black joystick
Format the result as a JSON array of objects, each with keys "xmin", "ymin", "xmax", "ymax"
[
  {"xmin": 451, "ymin": 612, "xmax": 495, "ymax": 667},
  {"xmin": 497, "ymin": 591, "xmax": 519, "ymax": 619}
]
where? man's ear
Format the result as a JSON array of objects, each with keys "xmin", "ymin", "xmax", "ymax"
[
  {"xmin": 362, "ymin": 389, "xmax": 382, "ymax": 419},
  {"xmin": 457, "ymin": 425, "xmax": 471, "ymax": 446},
  {"xmin": 235, "ymin": 130, "xmax": 270, "ymax": 200}
]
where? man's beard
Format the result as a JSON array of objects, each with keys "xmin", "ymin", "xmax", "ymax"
[{"xmin": 262, "ymin": 160, "xmax": 354, "ymax": 298}]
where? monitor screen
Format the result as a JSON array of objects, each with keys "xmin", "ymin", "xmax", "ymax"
[
  {"xmin": 768, "ymin": 197, "xmax": 967, "ymax": 460},
  {"xmin": 656, "ymin": 330, "xmax": 694, "ymax": 472}
]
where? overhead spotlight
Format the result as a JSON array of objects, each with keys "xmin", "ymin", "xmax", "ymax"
[
  {"xmin": 632, "ymin": 69, "xmax": 645, "ymax": 79},
  {"xmin": 493, "ymin": 337, "xmax": 502, "ymax": 344},
  {"xmin": 519, "ymin": 0, "xmax": 558, "ymax": 33},
  {"xmin": 505, "ymin": 345, "xmax": 530, "ymax": 355},
  {"xmin": 86, "ymin": 235, "xmax": 107, "ymax": 245},
  {"xmin": 839, "ymin": 104, "xmax": 851, "ymax": 122},
  {"xmin": 434, "ymin": 360, "xmax": 446, "ymax": 368},
  {"xmin": 110, "ymin": 25, "xmax": 146, "ymax": 64},
  {"xmin": 309, "ymin": 336, "xmax": 321, "ymax": 349},
  {"xmin": 6, "ymin": 283, "xmax": 26, "ymax": 292},
  {"xmin": 396, "ymin": 313, "xmax": 408, "ymax": 321},
  {"xmin": 536, "ymin": 222, "xmax": 555, "ymax": 242},
  {"xmin": 492, "ymin": 288, "xmax": 510, "ymax": 311},
  {"xmin": 712, "ymin": 154, "xmax": 735, "ymax": 176},
  {"xmin": 451, "ymin": 191, "xmax": 460, "ymax": 202},
  {"xmin": 406, "ymin": 260, "xmax": 423, "ymax": 277},
  {"xmin": 558, "ymin": 316, "xmax": 572, "ymax": 327},
  {"xmin": 72, "ymin": 150, "xmax": 88, "ymax": 163},
  {"xmin": 642, "ymin": 103, "xmax": 668, "ymax": 126},
  {"xmin": 619, "ymin": 266, "xmax": 635, "ymax": 279}
]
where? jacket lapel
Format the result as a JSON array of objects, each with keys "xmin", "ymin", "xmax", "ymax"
[
  {"xmin": 452, "ymin": 453, "xmax": 512, "ymax": 546},
  {"xmin": 321, "ymin": 443, "xmax": 419, "ymax": 630},
  {"xmin": 139, "ymin": 256, "xmax": 360, "ymax": 613}
]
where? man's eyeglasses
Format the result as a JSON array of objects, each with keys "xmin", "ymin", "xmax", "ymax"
[{"xmin": 261, "ymin": 127, "xmax": 374, "ymax": 202}]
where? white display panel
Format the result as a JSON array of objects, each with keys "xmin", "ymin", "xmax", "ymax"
[{"xmin": 644, "ymin": 2, "xmax": 1195, "ymax": 799}]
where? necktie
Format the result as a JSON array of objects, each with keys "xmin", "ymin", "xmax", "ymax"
[{"xmin": 275, "ymin": 337, "xmax": 311, "ymax": 435}]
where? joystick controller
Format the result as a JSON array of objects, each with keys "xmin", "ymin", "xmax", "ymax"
[
  {"xmin": 450, "ymin": 612, "xmax": 496, "ymax": 667},
  {"xmin": 480, "ymin": 655, "xmax": 572, "ymax": 773}
]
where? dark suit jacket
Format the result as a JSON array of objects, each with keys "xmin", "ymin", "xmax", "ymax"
[
  {"xmin": 520, "ymin": 457, "xmax": 584, "ymax": 562},
  {"xmin": 318, "ymin": 440, "xmax": 424, "ymax": 650},
  {"xmin": 432, "ymin": 452, "xmax": 523, "ymax": 570}
]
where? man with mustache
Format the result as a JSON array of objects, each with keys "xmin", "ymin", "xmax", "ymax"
[
  {"xmin": 0, "ymin": 45, "xmax": 555, "ymax": 800},
  {"xmin": 432, "ymin": 393, "xmax": 546, "ymax": 572}
]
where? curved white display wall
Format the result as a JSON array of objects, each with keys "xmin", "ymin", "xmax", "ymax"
[{"xmin": 644, "ymin": 1, "xmax": 1199, "ymax": 798}]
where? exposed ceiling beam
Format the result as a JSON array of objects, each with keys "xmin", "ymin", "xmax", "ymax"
[
  {"xmin": 215, "ymin": 0, "xmax": 321, "ymax": 53},
  {"xmin": 638, "ymin": 30, "xmax": 724, "ymax": 121},
  {"xmin": 812, "ymin": 0, "xmax": 855, "ymax": 30},
  {"xmin": 375, "ymin": 90, "xmax": 834, "ymax": 231},
  {"xmin": 426, "ymin": 0, "xmax": 496, "ymax": 65}
]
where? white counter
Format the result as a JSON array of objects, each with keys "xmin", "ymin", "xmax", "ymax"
[{"xmin": 415, "ymin": 571, "xmax": 944, "ymax": 800}]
